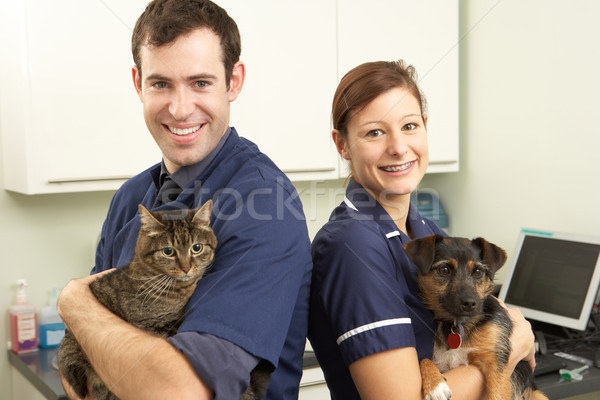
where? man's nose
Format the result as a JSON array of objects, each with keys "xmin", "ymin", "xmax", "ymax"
[{"xmin": 169, "ymin": 86, "xmax": 195, "ymax": 120}]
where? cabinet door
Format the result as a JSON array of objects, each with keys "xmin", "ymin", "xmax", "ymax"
[
  {"xmin": 219, "ymin": 0, "xmax": 340, "ymax": 181},
  {"xmin": 0, "ymin": 0, "xmax": 340, "ymax": 194},
  {"xmin": 337, "ymin": 0, "xmax": 459, "ymax": 174},
  {"xmin": 0, "ymin": 0, "xmax": 160, "ymax": 194}
]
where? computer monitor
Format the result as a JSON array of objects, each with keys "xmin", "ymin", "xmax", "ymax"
[{"xmin": 498, "ymin": 229, "xmax": 600, "ymax": 331}]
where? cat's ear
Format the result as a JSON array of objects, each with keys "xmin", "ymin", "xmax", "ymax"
[
  {"xmin": 193, "ymin": 200, "xmax": 213, "ymax": 226},
  {"xmin": 138, "ymin": 204, "xmax": 164, "ymax": 230}
]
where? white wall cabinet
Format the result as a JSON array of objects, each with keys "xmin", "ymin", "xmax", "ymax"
[
  {"xmin": 0, "ymin": 0, "xmax": 161, "ymax": 194},
  {"xmin": 337, "ymin": 0, "xmax": 459, "ymax": 174},
  {"xmin": 0, "ymin": 0, "xmax": 458, "ymax": 195},
  {"xmin": 220, "ymin": 0, "xmax": 340, "ymax": 181}
]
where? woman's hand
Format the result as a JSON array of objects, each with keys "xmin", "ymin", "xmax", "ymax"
[{"xmin": 497, "ymin": 298, "xmax": 536, "ymax": 371}]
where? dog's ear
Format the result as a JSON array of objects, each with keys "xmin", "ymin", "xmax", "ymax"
[
  {"xmin": 472, "ymin": 237, "xmax": 507, "ymax": 275},
  {"xmin": 403, "ymin": 235, "xmax": 443, "ymax": 274}
]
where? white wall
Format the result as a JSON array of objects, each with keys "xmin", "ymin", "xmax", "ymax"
[
  {"xmin": 423, "ymin": 0, "xmax": 600, "ymax": 281},
  {"xmin": 2, "ymin": 1, "xmax": 600, "ymax": 398}
]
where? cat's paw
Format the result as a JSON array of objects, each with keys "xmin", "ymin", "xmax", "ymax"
[{"xmin": 424, "ymin": 381, "xmax": 452, "ymax": 400}]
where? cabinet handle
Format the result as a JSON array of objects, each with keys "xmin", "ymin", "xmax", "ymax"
[
  {"xmin": 282, "ymin": 168, "xmax": 336, "ymax": 173},
  {"xmin": 48, "ymin": 176, "xmax": 133, "ymax": 184}
]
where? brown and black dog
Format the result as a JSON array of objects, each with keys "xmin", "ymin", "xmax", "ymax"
[{"xmin": 404, "ymin": 235, "xmax": 548, "ymax": 400}]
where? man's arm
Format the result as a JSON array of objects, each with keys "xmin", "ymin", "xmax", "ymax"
[{"xmin": 57, "ymin": 271, "xmax": 212, "ymax": 400}]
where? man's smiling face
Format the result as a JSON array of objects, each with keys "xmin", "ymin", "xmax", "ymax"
[{"xmin": 133, "ymin": 28, "xmax": 244, "ymax": 173}]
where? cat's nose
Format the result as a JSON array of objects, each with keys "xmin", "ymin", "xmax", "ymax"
[{"xmin": 181, "ymin": 266, "xmax": 191, "ymax": 274}]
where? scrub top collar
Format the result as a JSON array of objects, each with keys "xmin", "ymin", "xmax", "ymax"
[
  {"xmin": 342, "ymin": 178, "xmax": 431, "ymax": 242},
  {"xmin": 155, "ymin": 127, "xmax": 232, "ymax": 190}
]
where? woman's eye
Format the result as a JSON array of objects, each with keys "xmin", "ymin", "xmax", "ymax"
[
  {"xmin": 365, "ymin": 129, "xmax": 383, "ymax": 138},
  {"xmin": 162, "ymin": 247, "xmax": 175, "ymax": 257},
  {"xmin": 403, "ymin": 123, "xmax": 417, "ymax": 131},
  {"xmin": 191, "ymin": 243, "xmax": 203, "ymax": 254}
]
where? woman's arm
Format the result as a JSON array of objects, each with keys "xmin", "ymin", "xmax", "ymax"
[
  {"xmin": 348, "ymin": 304, "xmax": 536, "ymax": 400},
  {"xmin": 349, "ymin": 347, "xmax": 486, "ymax": 400},
  {"xmin": 58, "ymin": 271, "xmax": 212, "ymax": 400}
]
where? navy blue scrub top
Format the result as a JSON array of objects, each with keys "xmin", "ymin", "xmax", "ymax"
[
  {"xmin": 92, "ymin": 128, "xmax": 312, "ymax": 399},
  {"xmin": 309, "ymin": 179, "xmax": 447, "ymax": 399}
]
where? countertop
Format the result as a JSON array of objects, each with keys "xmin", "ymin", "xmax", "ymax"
[
  {"xmin": 9, "ymin": 347, "xmax": 321, "ymax": 400},
  {"xmin": 8, "ymin": 347, "xmax": 66, "ymax": 400}
]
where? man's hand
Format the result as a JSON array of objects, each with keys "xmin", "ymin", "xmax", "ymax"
[{"xmin": 57, "ymin": 269, "xmax": 114, "ymax": 328}]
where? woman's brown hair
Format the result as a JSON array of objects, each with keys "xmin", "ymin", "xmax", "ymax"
[{"xmin": 332, "ymin": 60, "xmax": 427, "ymax": 139}]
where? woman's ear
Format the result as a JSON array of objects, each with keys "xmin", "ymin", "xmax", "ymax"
[
  {"xmin": 332, "ymin": 129, "xmax": 351, "ymax": 160},
  {"xmin": 422, "ymin": 113, "xmax": 428, "ymax": 130}
]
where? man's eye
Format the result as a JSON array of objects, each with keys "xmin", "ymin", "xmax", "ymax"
[
  {"xmin": 153, "ymin": 82, "xmax": 167, "ymax": 89},
  {"xmin": 195, "ymin": 81, "xmax": 208, "ymax": 88}
]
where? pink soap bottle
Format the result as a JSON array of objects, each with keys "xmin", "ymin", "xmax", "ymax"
[{"xmin": 9, "ymin": 279, "xmax": 38, "ymax": 354}]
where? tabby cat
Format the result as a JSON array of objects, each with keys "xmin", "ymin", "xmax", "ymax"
[{"xmin": 58, "ymin": 201, "xmax": 271, "ymax": 399}]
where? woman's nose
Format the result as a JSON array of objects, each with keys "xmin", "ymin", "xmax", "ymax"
[
  {"xmin": 169, "ymin": 86, "xmax": 195, "ymax": 121},
  {"xmin": 386, "ymin": 131, "xmax": 408, "ymax": 157}
]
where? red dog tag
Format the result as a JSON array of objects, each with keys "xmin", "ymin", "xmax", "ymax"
[
  {"xmin": 447, "ymin": 324, "xmax": 464, "ymax": 349},
  {"xmin": 447, "ymin": 331, "xmax": 462, "ymax": 349}
]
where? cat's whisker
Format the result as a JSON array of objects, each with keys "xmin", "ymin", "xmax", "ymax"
[
  {"xmin": 135, "ymin": 275, "xmax": 165, "ymax": 298},
  {"xmin": 148, "ymin": 277, "xmax": 175, "ymax": 307},
  {"xmin": 138, "ymin": 275, "xmax": 171, "ymax": 303}
]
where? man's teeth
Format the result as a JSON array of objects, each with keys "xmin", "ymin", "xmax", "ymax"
[
  {"xmin": 168, "ymin": 125, "xmax": 202, "ymax": 136},
  {"xmin": 382, "ymin": 162, "xmax": 414, "ymax": 172}
]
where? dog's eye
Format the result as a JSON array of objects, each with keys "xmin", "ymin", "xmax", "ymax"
[
  {"xmin": 437, "ymin": 266, "xmax": 451, "ymax": 276},
  {"xmin": 472, "ymin": 268, "xmax": 484, "ymax": 278}
]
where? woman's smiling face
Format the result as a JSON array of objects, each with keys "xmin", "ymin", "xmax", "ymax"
[{"xmin": 336, "ymin": 87, "xmax": 429, "ymax": 205}]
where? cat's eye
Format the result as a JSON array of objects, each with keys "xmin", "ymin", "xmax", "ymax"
[
  {"xmin": 162, "ymin": 247, "xmax": 175, "ymax": 257},
  {"xmin": 191, "ymin": 243, "xmax": 203, "ymax": 254}
]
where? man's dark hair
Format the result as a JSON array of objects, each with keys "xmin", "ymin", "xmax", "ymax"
[{"xmin": 132, "ymin": 0, "xmax": 241, "ymax": 88}]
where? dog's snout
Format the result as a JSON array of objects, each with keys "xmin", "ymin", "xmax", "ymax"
[{"xmin": 461, "ymin": 298, "xmax": 477, "ymax": 313}]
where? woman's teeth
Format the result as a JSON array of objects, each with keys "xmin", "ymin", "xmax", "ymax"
[
  {"xmin": 168, "ymin": 125, "xmax": 202, "ymax": 136},
  {"xmin": 381, "ymin": 161, "xmax": 414, "ymax": 172}
]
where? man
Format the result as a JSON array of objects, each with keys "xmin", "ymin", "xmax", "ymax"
[{"xmin": 57, "ymin": 0, "xmax": 312, "ymax": 398}]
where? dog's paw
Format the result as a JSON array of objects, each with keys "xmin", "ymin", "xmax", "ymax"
[{"xmin": 424, "ymin": 381, "xmax": 452, "ymax": 400}]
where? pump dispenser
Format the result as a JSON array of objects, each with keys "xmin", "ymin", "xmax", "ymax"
[
  {"xmin": 39, "ymin": 288, "xmax": 66, "ymax": 348},
  {"xmin": 9, "ymin": 279, "xmax": 38, "ymax": 353}
]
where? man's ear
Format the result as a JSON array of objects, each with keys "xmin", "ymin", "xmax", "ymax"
[
  {"xmin": 228, "ymin": 61, "xmax": 246, "ymax": 102},
  {"xmin": 132, "ymin": 66, "xmax": 143, "ymax": 100},
  {"xmin": 332, "ymin": 129, "xmax": 350, "ymax": 160}
]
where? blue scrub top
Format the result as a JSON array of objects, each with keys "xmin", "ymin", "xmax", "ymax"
[
  {"xmin": 308, "ymin": 179, "xmax": 446, "ymax": 399},
  {"xmin": 93, "ymin": 128, "xmax": 312, "ymax": 399}
]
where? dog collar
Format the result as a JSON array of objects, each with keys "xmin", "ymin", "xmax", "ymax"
[{"xmin": 447, "ymin": 323, "xmax": 465, "ymax": 349}]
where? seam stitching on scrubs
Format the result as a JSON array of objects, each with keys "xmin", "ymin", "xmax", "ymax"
[{"xmin": 336, "ymin": 318, "xmax": 412, "ymax": 345}]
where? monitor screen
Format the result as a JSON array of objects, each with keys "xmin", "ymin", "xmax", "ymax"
[{"xmin": 498, "ymin": 229, "xmax": 600, "ymax": 331}]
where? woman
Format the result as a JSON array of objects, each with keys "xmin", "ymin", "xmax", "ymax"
[{"xmin": 308, "ymin": 60, "xmax": 535, "ymax": 399}]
